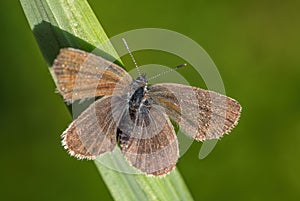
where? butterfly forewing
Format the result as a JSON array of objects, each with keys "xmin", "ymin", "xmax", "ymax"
[
  {"xmin": 51, "ymin": 48, "xmax": 132, "ymax": 102},
  {"xmin": 62, "ymin": 96, "xmax": 119, "ymax": 159},
  {"xmin": 149, "ymin": 83, "xmax": 241, "ymax": 141}
]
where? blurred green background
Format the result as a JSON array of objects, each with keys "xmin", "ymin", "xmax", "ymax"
[{"xmin": 1, "ymin": 0, "xmax": 300, "ymax": 200}]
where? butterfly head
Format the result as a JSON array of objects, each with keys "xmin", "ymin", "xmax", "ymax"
[{"xmin": 133, "ymin": 73, "xmax": 148, "ymax": 88}]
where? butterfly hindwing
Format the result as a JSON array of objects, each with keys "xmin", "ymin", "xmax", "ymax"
[
  {"xmin": 119, "ymin": 105, "xmax": 179, "ymax": 176},
  {"xmin": 62, "ymin": 96, "xmax": 119, "ymax": 159}
]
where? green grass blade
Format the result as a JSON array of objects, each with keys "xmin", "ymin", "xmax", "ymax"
[{"xmin": 20, "ymin": 0, "xmax": 194, "ymax": 200}]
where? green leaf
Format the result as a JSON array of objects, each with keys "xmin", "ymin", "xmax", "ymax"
[{"xmin": 20, "ymin": 0, "xmax": 194, "ymax": 200}]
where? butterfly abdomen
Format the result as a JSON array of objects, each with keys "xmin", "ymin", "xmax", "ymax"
[{"xmin": 116, "ymin": 128, "xmax": 130, "ymax": 146}]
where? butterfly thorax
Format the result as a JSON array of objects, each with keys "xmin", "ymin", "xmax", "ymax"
[{"xmin": 128, "ymin": 75, "xmax": 150, "ymax": 121}]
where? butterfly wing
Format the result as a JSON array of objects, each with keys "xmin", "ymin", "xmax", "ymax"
[
  {"xmin": 51, "ymin": 48, "xmax": 132, "ymax": 102},
  {"xmin": 62, "ymin": 96, "xmax": 122, "ymax": 159},
  {"xmin": 149, "ymin": 83, "xmax": 241, "ymax": 141},
  {"xmin": 118, "ymin": 105, "xmax": 179, "ymax": 176}
]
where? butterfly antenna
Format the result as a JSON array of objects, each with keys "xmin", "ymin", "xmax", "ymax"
[
  {"xmin": 122, "ymin": 38, "xmax": 141, "ymax": 76},
  {"xmin": 148, "ymin": 63, "xmax": 187, "ymax": 81}
]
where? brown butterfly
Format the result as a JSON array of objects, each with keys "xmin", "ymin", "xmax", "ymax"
[{"xmin": 51, "ymin": 47, "xmax": 241, "ymax": 176}]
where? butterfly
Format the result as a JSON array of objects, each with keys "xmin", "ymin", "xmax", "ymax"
[{"xmin": 51, "ymin": 47, "xmax": 241, "ymax": 176}]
